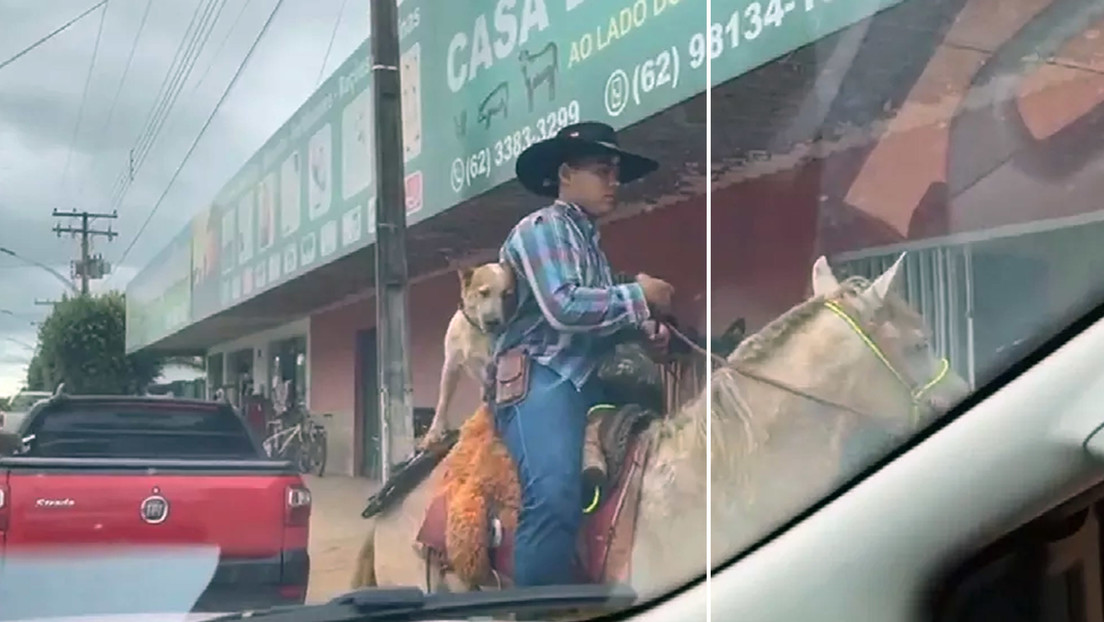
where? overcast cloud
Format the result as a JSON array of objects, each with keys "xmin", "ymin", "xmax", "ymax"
[{"xmin": 0, "ymin": 0, "xmax": 370, "ymax": 396}]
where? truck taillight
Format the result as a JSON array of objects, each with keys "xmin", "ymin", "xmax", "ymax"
[
  {"xmin": 285, "ymin": 484, "xmax": 311, "ymax": 526},
  {"xmin": 0, "ymin": 483, "xmax": 8, "ymax": 531}
]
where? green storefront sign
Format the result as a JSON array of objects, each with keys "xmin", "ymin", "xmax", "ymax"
[
  {"xmin": 420, "ymin": 0, "xmax": 903, "ymax": 206},
  {"xmin": 125, "ymin": 228, "xmax": 192, "ymax": 353},
  {"xmin": 140, "ymin": 0, "xmax": 906, "ymax": 327}
]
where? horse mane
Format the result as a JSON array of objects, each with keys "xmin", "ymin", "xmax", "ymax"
[
  {"xmin": 730, "ymin": 276, "xmax": 870, "ymax": 363},
  {"xmin": 653, "ymin": 276, "xmax": 873, "ymax": 477}
]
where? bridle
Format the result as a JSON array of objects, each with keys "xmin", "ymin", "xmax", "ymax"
[
  {"xmin": 822, "ymin": 299, "xmax": 951, "ymax": 421},
  {"xmin": 665, "ymin": 298, "xmax": 952, "ymax": 423}
]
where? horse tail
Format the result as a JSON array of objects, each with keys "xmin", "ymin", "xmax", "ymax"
[{"xmin": 351, "ymin": 522, "xmax": 378, "ymax": 589}]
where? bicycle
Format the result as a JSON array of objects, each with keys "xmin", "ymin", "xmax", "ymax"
[{"xmin": 262, "ymin": 405, "xmax": 330, "ymax": 477}]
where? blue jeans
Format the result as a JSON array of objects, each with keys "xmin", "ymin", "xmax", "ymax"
[{"xmin": 494, "ymin": 361, "xmax": 598, "ymax": 586}]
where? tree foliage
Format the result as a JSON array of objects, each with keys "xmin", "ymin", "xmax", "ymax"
[{"xmin": 26, "ymin": 292, "xmax": 163, "ymax": 395}]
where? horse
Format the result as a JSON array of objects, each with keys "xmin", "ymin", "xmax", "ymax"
[{"xmin": 350, "ymin": 253, "xmax": 971, "ymax": 603}]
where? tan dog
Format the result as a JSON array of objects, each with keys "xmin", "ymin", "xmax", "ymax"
[{"xmin": 420, "ymin": 263, "xmax": 515, "ymax": 448}]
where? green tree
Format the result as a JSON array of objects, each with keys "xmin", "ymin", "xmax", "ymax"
[{"xmin": 28, "ymin": 292, "xmax": 163, "ymax": 395}]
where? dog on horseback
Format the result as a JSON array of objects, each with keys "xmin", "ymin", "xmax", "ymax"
[{"xmin": 420, "ymin": 262, "xmax": 515, "ymax": 450}]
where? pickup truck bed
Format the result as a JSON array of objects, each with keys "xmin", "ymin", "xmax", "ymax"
[{"xmin": 0, "ymin": 395, "xmax": 313, "ymax": 612}]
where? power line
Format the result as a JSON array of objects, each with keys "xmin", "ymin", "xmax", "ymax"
[
  {"xmin": 0, "ymin": 0, "xmax": 108, "ymax": 73},
  {"xmin": 108, "ymin": 0, "xmax": 287, "ymax": 277},
  {"xmin": 58, "ymin": 0, "xmax": 110, "ymax": 201},
  {"xmin": 98, "ymin": 0, "xmax": 227, "ymax": 217},
  {"xmin": 82, "ymin": 0, "xmax": 153, "ymax": 199},
  {"xmin": 316, "ymin": 0, "xmax": 349, "ymax": 86},
  {"xmin": 125, "ymin": 0, "xmax": 232, "ymax": 175},
  {"xmin": 126, "ymin": 0, "xmax": 225, "ymax": 173},
  {"xmin": 101, "ymin": 0, "xmax": 214, "ymax": 210},
  {"xmin": 110, "ymin": 0, "xmax": 224, "ymax": 202},
  {"xmin": 188, "ymin": 0, "xmax": 255, "ymax": 97}
]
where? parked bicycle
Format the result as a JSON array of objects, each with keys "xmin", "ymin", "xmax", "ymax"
[{"xmin": 261, "ymin": 403, "xmax": 329, "ymax": 477}]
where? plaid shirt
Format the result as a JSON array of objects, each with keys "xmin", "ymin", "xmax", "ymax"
[{"xmin": 495, "ymin": 201, "xmax": 651, "ymax": 390}]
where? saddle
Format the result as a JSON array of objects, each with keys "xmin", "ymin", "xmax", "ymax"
[
  {"xmin": 414, "ymin": 404, "xmax": 656, "ymax": 588},
  {"xmin": 414, "ymin": 341, "xmax": 663, "ymax": 589}
]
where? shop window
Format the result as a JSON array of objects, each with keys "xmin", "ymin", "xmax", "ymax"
[{"xmin": 269, "ymin": 336, "xmax": 308, "ymax": 411}]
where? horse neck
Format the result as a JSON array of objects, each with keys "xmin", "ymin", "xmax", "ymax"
[{"xmin": 709, "ymin": 313, "xmax": 878, "ymax": 482}]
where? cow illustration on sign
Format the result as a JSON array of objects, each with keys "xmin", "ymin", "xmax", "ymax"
[{"xmin": 519, "ymin": 41, "xmax": 558, "ymax": 112}]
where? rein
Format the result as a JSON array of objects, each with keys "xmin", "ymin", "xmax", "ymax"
[
  {"xmin": 663, "ymin": 300, "xmax": 950, "ymax": 421},
  {"xmin": 664, "ymin": 323, "xmax": 876, "ymax": 419}
]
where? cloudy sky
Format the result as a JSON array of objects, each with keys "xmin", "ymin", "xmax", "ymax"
[{"xmin": 0, "ymin": 0, "xmax": 369, "ymax": 396}]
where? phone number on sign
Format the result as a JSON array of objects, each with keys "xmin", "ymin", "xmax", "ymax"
[
  {"xmin": 689, "ymin": 0, "xmax": 833, "ymax": 68},
  {"xmin": 449, "ymin": 101, "xmax": 581, "ymax": 194}
]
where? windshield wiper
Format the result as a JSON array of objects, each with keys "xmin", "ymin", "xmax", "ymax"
[{"xmin": 205, "ymin": 583, "xmax": 637, "ymax": 622}]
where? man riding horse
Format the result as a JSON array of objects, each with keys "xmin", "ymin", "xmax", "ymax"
[{"xmin": 489, "ymin": 121, "xmax": 676, "ymax": 587}]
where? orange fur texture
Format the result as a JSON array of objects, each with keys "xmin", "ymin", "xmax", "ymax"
[{"xmin": 438, "ymin": 404, "xmax": 521, "ymax": 585}]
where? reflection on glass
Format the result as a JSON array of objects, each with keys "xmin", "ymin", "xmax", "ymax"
[{"xmin": 709, "ymin": 0, "xmax": 1104, "ymax": 571}]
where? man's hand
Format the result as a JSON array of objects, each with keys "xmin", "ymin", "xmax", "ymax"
[
  {"xmin": 641, "ymin": 319, "xmax": 672, "ymax": 362},
  {"xmin": 636, "ymin": 273, "xmax": 674, "ymax": 316}
]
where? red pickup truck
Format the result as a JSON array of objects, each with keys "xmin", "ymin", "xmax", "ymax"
[{"xmin": 0, "ymin": 392, "xmax": 312, "ymax": 612}]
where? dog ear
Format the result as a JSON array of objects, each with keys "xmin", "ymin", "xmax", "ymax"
[{"xmin": 457, "ymin": 267, "xmax": 474, "ymax": 289}]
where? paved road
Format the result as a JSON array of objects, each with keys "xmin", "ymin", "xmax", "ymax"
[{"xmin": 302, "ymin": 475, "xmax": 378, "ymax": 604}]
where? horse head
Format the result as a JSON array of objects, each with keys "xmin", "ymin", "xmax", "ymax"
[{"xmin": 808, "ymin": 253, "xmax": 971, "ymax": 436}]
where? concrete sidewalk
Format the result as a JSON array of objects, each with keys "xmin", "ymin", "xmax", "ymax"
[{"xmin": 301, "ymin": 475, "xmax": 378, "ymax": 604}]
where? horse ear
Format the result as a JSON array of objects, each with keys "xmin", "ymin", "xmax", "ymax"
[
  {"xmin": 811, "ymin": 256, "xmax": 840, "ymax": 296},
  {"xmin": 866, "ymin": 252, "xmax": 906, "ymax": 304}
]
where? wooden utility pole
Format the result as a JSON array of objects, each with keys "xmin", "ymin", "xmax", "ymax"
[
  {"xmin": 370, "ymin": 0, "xmax": 414, "ymax": 482},
  {"xmin": 52, "ymin": 209, "xmax": 117, "ymax": 295}
]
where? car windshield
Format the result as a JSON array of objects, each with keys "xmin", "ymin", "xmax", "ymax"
[{"xmin": 0, "ymin": 0, "xmax": 1101, "ymax": 619}]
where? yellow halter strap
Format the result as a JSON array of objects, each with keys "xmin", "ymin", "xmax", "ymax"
[{"xmin": 823, "ymin": 300, "xmax": 950, "ymax": 421}]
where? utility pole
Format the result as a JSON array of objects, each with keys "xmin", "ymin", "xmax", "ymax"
[
  {"xmin": 34, "ymin": 299, "xmax": 58, "ymax": 307},
  {"xmin": 370, "ymin": 0, "xmax": 413, "ymax": 482},
  {"xmin": 52, "ymin": 209, "xmax": 117, "ymax": 295}
]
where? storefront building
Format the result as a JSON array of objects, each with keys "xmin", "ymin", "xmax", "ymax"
[{"xmin": 126, "ymin": 0, "xmax": 1099, "ymax": 478}]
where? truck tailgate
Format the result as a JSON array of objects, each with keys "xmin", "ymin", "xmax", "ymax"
[{"xmin": 2, "ymin": 459, "xmax": 300, "ymax": 557}]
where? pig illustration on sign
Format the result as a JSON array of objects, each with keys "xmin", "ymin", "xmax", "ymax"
[{"xmin": 478, "ymin": 82, "xmax": 510, "ymax": 129}]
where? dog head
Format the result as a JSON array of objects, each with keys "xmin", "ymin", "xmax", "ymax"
[{"xmin": 458, "ymin": 263, "xmax": 515, "ymax": 334}]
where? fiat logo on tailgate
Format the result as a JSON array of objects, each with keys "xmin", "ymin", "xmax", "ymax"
[{"xmin": 140, "ymin": 491, "xmax": 169, "ymax": 525}]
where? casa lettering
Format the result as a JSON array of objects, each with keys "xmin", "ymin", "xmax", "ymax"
[{"xmin": 446, "ymin": 0, "xmax": 551, "ymax": 93}]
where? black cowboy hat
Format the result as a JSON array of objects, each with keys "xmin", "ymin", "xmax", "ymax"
[{"xmin": 514, "ymin": 121, "xmax": 659, "ymax": 198}]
